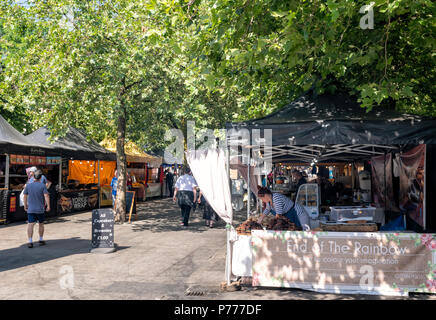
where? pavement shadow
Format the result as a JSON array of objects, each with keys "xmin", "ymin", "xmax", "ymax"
[{"xmin": 0, "ymin": 237, "xmax": 93, "ymax": 273}]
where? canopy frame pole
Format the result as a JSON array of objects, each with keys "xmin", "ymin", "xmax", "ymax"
[
  {"xmin": 5, "ymin": 154, "xmax": 9, "ymax": 189},
  {"xmin": 58, "ymin": 159, "xmax": 62, "ymax": 191},
  {"xmin": 225, "ymin": 136, "xmax": 232, "ymax": 286},
  {"xmin": 98, "ymin": 160, "xmax": 101, "ymax": 208},
  {"xmin": 247, "ymin": 148, "xmax": 251, "ymax": 219},
  {"xmin": 423, "ymin": 145, "xmax": 427, "ymax": 230}
]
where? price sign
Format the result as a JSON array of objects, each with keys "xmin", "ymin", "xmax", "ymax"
[{"xmin": 91, "ymin": 208, "xmax": 114, "ymax": 250}]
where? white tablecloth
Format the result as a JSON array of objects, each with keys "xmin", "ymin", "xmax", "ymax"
[
  {"xmin": 231, "ymin": 235, "xmax": 253, "ymax": 277},
  {"xmin": 146, "ymin": 183, "xmax": 162, "ymax": 198}
]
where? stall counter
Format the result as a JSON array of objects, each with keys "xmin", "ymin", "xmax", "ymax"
[
  {"xmin": 231, "ymin": 229, "xmax": 436, "ymax": 296},
  {"xmin": 57, "ymin": 188, "xmax": 99, "ymax": 214}
]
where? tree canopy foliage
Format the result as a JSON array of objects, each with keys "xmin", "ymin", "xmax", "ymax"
[{"xmin": 0, "ymin": 0, "xmax": 435, "ymax": 143}]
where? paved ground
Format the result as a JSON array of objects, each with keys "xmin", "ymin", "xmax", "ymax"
[{"xmin": 0, "ymin": 198, "xmax": 435, "ymax": 300}]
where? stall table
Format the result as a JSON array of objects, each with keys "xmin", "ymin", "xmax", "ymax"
[{"xmin": 146, "ymin": 183, "xmax": 162, "ymax": 198}]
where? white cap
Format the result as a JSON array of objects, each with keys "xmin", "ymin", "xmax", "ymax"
[{"xmin": 28, "ymin": 166, "xmax": 37, "ymax": 172}]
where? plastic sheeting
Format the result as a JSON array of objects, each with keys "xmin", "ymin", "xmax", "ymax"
[
  {"xmin": 68, "ymin": 160, "xmax": 116, "ymax": 185},
  {"xmin": 187, "ymin": 148, "xmax": 233, "ymax": 224},
  {"xmin": 68, "ymin": 160, "xmax": 98, "ymax": 184}
]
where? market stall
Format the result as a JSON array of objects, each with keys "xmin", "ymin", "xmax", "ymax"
[
  {"xmin": 27, "ymin": 126, "xmax": 116, "ymax": 216},
  {"xmin": 100, "ymin": 139, "xmax": 162, "ymax": 201},
  {"xmin": 222, "ymin": 91, "xmax": 436, "ymax": 296},
  {"xmin": 0, "ymin": 116, "xmax": 60, "ymax": 222}
]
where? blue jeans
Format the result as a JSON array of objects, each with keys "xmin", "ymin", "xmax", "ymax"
[{"xmin": 270, "ymin": 208, "xmax": 301, "ymax": 228}]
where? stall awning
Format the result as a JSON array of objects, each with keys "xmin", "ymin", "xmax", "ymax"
[
  {"xmin": 26, "ymin": 126, "xmax": 116, "ymax": 160},
  {"xmin": 100, "ymin": 138, "xmax": 162, "ymax": 167},
  {"xmin": 226, "ymin": 91, "xmax": 436, "ymax": 146},
  {"xmin": 0, "ymin": 115, "xmax": 55, "ymax": 156}
]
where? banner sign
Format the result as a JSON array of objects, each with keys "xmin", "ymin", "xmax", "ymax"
[
  {"xmin": 251, "ymin": 230, "xmax": 436, "ymax": 295},
  {"xmin": 371, "ymin": 153, "xmax": 394, "ymax": 210},
  {"xmin": 399, "ymin": 145, "xmax": 426, "ymax": 229},
  {"xmin": 57, "ymin": 189, "xmax": 99, "ymax": 214},
  {"xmin": 0, "ymin": 189, "xmax": 7, "ymax": 221}
]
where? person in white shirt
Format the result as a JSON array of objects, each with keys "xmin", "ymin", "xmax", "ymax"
[{"xmin": 173, "ymin": 167, "xmax": 197, "ymax": 227}]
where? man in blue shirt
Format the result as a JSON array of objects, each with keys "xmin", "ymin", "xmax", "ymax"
[
  {"xmin": 110, "ymin": 169, "xmax": 118, "ymax": 210},
  {"xmin": 28, "ymin": 166, "xmax": 49, "ymax": 186},
  {"xmin": 23, "ymin": 170, "xmax": 50, "ymax": 248}
]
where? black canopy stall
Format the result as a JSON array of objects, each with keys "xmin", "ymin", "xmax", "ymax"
[
  {"xmin": 0, "ymin": 115, "xmax": 59, "ymax": 222},
  {"xmin": 226, "ymin": 91, "xmax": 436, "ymax": 232},
  {"xmin": 26, "ymin": 127, "xmax": 116, "ymax": 216},
  {"xmin": 26, "ymin": 126, "xmax": 116, "ymax": 161}
]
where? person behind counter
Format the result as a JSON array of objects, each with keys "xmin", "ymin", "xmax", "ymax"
[
  {"xmin": 23, "ymin": 170, "xmax": 50, "ymax": 248},
  {"xmin": 292, "ymin": 170, "xmax": 307, "ymax": 190},
  {"xmin": 257, "ymin": 186, "xmax": 311, "ymax": 231}
]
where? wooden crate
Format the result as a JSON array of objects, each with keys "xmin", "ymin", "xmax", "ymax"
[{"xmin": 320, "ymin": 222, "xmax": 378, "ymax": 232}]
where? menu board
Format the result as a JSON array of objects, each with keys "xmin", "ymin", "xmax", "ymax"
[{"xmin": 91, "ymin": 208, "xmax": 114, "ymax": 249}]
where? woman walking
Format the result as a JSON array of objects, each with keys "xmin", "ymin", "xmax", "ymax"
[
  {"xmin": 198, "ymin": 190, "xmax": 220, "ymax": 228},
  {"xmin": 173, "ymin": 167, "xmax": 197, "ymax": 227}
]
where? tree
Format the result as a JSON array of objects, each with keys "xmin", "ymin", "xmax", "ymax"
[
  {"xmin": 0, "ymin": 0, "xmax": 191, "ymax": 222},
  {"xmin": 170, "ymin": 0, "xmax": 435, "ymax": 117}
]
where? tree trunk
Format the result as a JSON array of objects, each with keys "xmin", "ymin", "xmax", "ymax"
[{"xmin": 115, "ymin": 107, "xmax": 127, "ymax": 223}]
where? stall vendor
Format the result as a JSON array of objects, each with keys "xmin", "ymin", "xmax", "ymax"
[
  {"xmin": 257, "ymin": 186, "xmax": 311, "ymax": 231},
  {"xmin": 292, "ymin": 170, "xmax": 307, "ymax": 190}
]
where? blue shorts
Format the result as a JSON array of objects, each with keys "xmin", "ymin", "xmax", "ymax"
[{"xmin": 28, "ymin": 213, "xmax": 45, "ymax": 224}]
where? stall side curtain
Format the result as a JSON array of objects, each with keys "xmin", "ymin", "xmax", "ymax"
[
  {"xmin": 371, "ymin": 153, "xmax": 395, "ymax": 211},
  {"xmin": 99, "ymin": 161, "xmax": 116, "ymax": 186},
  {"xmin": 68, "ymin": 160, "xmax": 97, "ymax": 184},
  {"xmin": 398, "ymin": 145, "xmax": 426, "ymax": 230},
  {"xmin": 159, "ymin": 165, "xmax": 164, "ymax": 184}
]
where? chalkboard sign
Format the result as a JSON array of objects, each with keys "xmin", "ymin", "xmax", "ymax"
[
  {"xmin": 0, "ymin": 189, "xmax": 7, "ymax": 222},
  {"xmin": 126, "ymin": 191, "xmax": 136, "ymax": 223},
  {"xmin": 91, "ymin": 208, "xmax": 115, "ymax": 252}
]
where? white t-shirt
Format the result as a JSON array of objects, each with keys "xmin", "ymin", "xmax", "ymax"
[{"xmin": 175, "ymin": 174, "xmax": 197, "ymax": 191}]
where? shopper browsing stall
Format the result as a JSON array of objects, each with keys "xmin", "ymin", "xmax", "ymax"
[{"xmin": 257, "ymin": 186, "xmax": 311, "ymax": 231}]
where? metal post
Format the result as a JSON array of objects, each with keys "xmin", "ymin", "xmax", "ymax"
[
  {"xmin": 97, "ymin": 160, "xmax": 101, "ymax": 208},
  {"xmin": 58, "ymin": 159, "xmax": 62, "ymax": 191},
  {"xmin": 225, "ymin": 138, "xmax": 232, "ymax": 285},
  {"xmin": 5, "ymin": 154, "xmax": 9, "ymax": 189},
  {"xmin": 247, "ymin": 148, "xmax": 250, "ymax": 219}
]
